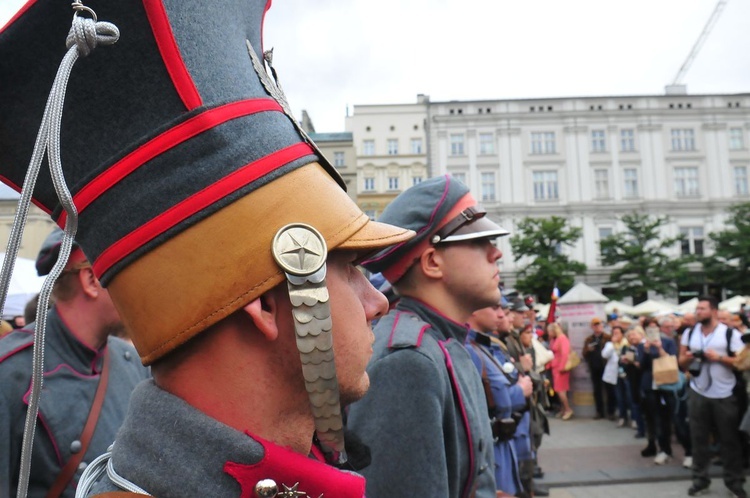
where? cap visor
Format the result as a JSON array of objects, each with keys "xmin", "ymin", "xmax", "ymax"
[
  {"xmin": 337, "ymin": 219, "xmax": 415, "ymax": 251},
  {"xmin": 439, "ymin": 216, "xmax": 509, "ymax": 243}
]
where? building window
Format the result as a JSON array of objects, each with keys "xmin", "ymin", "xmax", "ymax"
[
  {"xmin": 531, "ymin": 132, "xmax": 556, "ymax": 155},
  {"xmin": 671, "ymin": 129, "xmax": 695, "ymax": 151},
  {"xmin": 333, "ymin": 151, "xmax": 345, "ymax": 167},
  {"xmin": 620, "ymin": 129, "xmax": 635, "ymax": 152},
  {"xmin": 735, "ymin": 166, "xmax": 749, "ymax": 196},
  {"xmin": 533, "ymin": 171, "xmax": 559, "ymax": 201},
  {"xmin": 410, "ymin": 138, "xmax": 423, "ymax": 154},
  {"xmin": 623, "ymin": 168, "xmax": 639, "ymax": 198},
  {"xmin": 729, "ymin": 128, "xmax": 745, "ymax": 150},
  {"xmin": 362, "ymin": 140, "xmax": 375, "ymax": 156},
  {"xmin": 450, "ymin": 134, "xmax": 465, "ymax": 156},
  {"xmin": 674, "ymin": 167, "xmax": 699, "ymax": 197},
  {"xmin": 363, "ymin": 177, "xmax": 375, "ymax": 191},
  {"xmin": 387, "ymin": 139, "xmax": 398, "ymax": 155},
  {"xmin": 452, "ymin": 172, "xmax": 467, "ymax": 185},
  {"xmin": 479, "ymin": 133, "xmax": 495, "ymax": 155},
  {"xmin": 412, "ymin": 176, "xmax": 423, "ymax": 186},
  {"xmin": 591, "ymin": 130, "xmax": 607, "ymax": 153},
  {"xmin": 387, "ymin": 176, "xmax": 399, "ymax": 191},
  {"xmin": 680, "ymin": 227, "xmax": 704, "ymax": 256},
  {"xmin": 598, "ymin": 227, "xmax": 613, "ymax": 257},
  {"xmin": 481, "ymin": 172, "xmax": 496, "ymax": 201},
  {"xmin": 594, "ymin": 169, "xmax": 609, "ymax": 199}
]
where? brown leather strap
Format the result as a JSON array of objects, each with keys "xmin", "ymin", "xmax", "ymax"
[
  {"xmin": 470, "ymin": 342, "xmax": 496, "ymax": 415},
  {"xmin": 46, "ymin": 349, "xmax": 111, "ymax": 498}
]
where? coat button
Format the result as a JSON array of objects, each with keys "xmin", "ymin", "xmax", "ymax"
[
  {"xmin": 254, "ymin": 479, "xmax": 278, "ymax": 498},
  {"xmin": 124, "ymin": 351, "xmax": 132, "ymax": 361},
  {"xmin": 78, "ymin": 462, "xmax": 87, "ymax": 471},
  {"xmin": 70, "ymin": 440, "xmax": 82, "ymax": 454}
]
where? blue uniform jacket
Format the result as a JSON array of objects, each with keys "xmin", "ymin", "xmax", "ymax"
[
  {"xmin": 347, "ymin": 297, "xmax": 496, "ymax": 498},
  {"xmin": 465, "ymin": 330, "xmax": 524, "ymax": 495}
]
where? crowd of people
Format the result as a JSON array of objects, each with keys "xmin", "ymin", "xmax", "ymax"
[{"xmin": 572, "ymin": 300, "xmax": 750, "ymax": 497}]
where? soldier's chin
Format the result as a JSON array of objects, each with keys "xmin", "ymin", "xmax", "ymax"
[{"xmin": 338, "ymin": 374, "xmax": 370, "ymax": 407}]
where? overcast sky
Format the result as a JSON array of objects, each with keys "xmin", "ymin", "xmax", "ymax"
[{"xmin": 2, "ymin": 0, "xmax": 749, "ymax": 134}]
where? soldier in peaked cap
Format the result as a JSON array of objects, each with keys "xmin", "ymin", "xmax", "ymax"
[
  {"xmin": 0, "ymin": 228, "xmax": 150, "ymax": 498},
  {"xmin": 0, "ymin": 1, "xmax": 413, "ymax": 497},
  {"xmin": 346, "ymin": 175, "xmax": 509, "ymax": 498}
]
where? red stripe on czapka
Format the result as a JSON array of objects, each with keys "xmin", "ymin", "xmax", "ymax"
[
  {"xmin": 142, "ymin": 0, "xmax": 203, "ymax": 110},
  {"xmin": 92, "ymin": 142, "xmax": 314, "ymax": 277},
  {"xmin": 57, "ymin": 99, "xmax": 283, "ymax": 228}
]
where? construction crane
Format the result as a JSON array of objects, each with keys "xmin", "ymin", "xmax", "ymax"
[{"xmin": 670, "ymin": 0, "xmax": 728, "ymax": 87}]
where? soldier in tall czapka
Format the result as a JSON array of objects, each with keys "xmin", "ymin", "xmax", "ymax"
[{"xmin": 0, "ymin": 1, "xmax": 414, "ymax": 496}]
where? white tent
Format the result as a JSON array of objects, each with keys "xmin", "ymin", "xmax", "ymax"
[
  {"xmin": 0, "ymin": 252, "xmax": 46, "ymax": 318},
  {"xmin": 557, "ymin": 282, "xmax": 609, "ymax": 304},
  {"xmin": 535, "ymin": 303, "xmax": 550, "ymax": 320},
  {"xmin": 605, "ymin": 300, "xmax": 637, "ymax": 316},
  {"xmin": 676, "ymin": 297, "xmax": 699, "ymax": 314},
  {"xmin": 631, "ymin": 299, "xmax": 676, "ymax": 316},
  {"xmin": 720, "ymin": 295, "xmax": 748, "ymax": 313}
]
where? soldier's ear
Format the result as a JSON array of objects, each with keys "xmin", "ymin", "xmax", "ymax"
[
  {"xmin": 78, "ymin": 267, "xmax": 101, "ymax": 299},
  {"xmin": 241, "ymin": 291, "xmax": 280, "ymax": 342},
  {"xmin": 419, "ymin": 246, "xmax": 444, "ymax": 281}
]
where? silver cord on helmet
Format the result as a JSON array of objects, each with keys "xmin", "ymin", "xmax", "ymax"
[{"xmin": 0, "ymin": 4, "xmax": 119, "ymax": 497}]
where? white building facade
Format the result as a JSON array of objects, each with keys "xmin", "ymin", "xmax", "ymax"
[
  {"xmin": 345, "ymin": 97, "xmax": 429, "ymax": 219},
  {"xmin": 350, "ymin": 93, "xmax": 750, "ymax": 301}
]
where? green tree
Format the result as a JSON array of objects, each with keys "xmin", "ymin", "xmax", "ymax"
[
  {"xmin": 509, "ymin": 216, "xmax": 587, "ymax": 303},
  {"xmin": 600, "ymin": 212, "xmax": 688, "ymax": 301},
  {"xmin": 703, "ymin": 202, "xmax": 750, "ymax": 296}
]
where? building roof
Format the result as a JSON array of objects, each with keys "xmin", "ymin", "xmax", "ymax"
[{"xmin": 309, "ymin": 132, "xmax": 352, "ymax": 142}]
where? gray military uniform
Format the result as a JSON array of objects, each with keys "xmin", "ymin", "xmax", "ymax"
[
  {"xmin": 347, "ymin": 297, "xmax": 496, "ymax": 498},
  {"xmin": 89, "ymin": 380, "xmax": 368, "ymax": 497},
  {"xmin": 0, "ymin": 307, "xmax": 150, "ymax": 498}
]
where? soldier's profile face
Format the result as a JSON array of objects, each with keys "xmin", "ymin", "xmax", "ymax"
[
  {"xmin": 325, "ymin": 250, "xmax": 388, "ymax": 405},
  {"xmin": 436, "ymin": 238, "xmax": 502, "ymax": 312}
]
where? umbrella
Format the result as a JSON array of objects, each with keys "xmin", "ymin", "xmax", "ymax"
[
  {"xmin": 720, "ymin": 295, "xmax": 748, "ymax": 313},
  {"xmin": 0, "ymin": 252, "xmax": 46, "ymax": 319}
]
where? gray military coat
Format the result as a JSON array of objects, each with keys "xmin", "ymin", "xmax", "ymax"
[
  {"xmin": 0, "ymin": 307, "xmax": 150, "ymax": 498},
  {"xmin": 347, "ymin": 297, "xmax": 496, "ymax": 498}
]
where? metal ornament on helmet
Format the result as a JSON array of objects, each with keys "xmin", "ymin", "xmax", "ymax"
[{"xmin": 272, "ymin": 224, "xmax": 346, "ymax": 464}]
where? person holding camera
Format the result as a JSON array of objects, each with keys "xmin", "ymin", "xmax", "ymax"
[{"xmin": 679, "ymin": 295, "xmax": 746, "ymax": 498}]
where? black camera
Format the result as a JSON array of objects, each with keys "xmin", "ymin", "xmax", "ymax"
[{"xmin": 688, "ymin": 350, "xmax": 704, "ymax": 377}]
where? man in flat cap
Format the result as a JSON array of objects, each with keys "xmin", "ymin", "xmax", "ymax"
[
  {"xmin": 0, "ymin": 228, "xmax": 149, "ymax": 498},
  {"xmin": 0, "ymin": 1, "xmax": 412, "ymax": 497},
  {"xmin": 347, "ymin": 175, "xmax": 508, "ymax": 498}
]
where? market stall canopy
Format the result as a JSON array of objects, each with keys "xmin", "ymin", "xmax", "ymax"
[
  {"xmin": 0, "ymin": 252, "xmax": 45, "ymax": 319},
  {"xmin": 676, "ymin": 297, "xmax": 699, "ymax": 314},
  {"xmin": 557, "ymin": 282, "xmax": 609, "ymax": 304},
  {"xmin": 719, "ymin": 295, "xmax": 748, "ymax": 313},
  {"xmin": 605, "ymin": 300, "xmax": 637, "ymax": 316},
  {"xmin": 631, "ymin": 299, "xmax": 676, "ymax": 316}
]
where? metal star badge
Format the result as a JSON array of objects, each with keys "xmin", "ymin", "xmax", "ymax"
[{"xmin": 272, "ymin": 224, "xmax": 327, "ymax": 277}]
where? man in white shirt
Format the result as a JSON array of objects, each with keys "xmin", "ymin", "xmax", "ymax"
[{"xmin": 679, "ymin": 295, "xmax": 746, "ymax": 498}]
